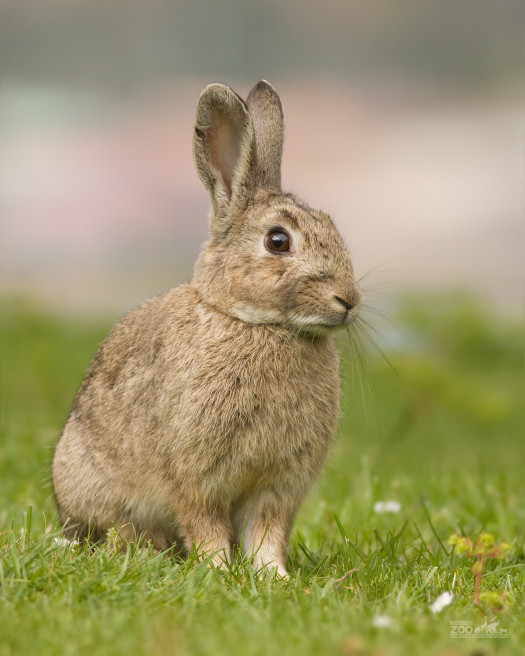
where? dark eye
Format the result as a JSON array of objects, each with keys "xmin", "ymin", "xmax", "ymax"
[{"xmin": 265, "ymin": 229, "xmax": 291, "ymax": 254}]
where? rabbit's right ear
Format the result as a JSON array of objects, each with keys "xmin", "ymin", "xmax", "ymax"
[{"xmin": 193, "ymin": 84, "xmax": 256, "ymax": 231}]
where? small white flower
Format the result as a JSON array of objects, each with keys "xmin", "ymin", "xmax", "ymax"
[
  {"xmin": 53, "ymin": 537, "xmax": 78, "ymax": 547},
  {"xmin": 372, "ymin": 615, "xmax": 392, "ymax": 628},
  {"xmin": 429, "ymin": 591, "xmax": 454, "ymax": 613},
  {"xmin": 373, "ymin": 501, "xmax": 401, "ymax": 514}
]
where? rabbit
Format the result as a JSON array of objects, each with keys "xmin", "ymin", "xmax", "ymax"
[{"xmin": 52, "ymin": 80, "xmax": 362, "ymax": 577}]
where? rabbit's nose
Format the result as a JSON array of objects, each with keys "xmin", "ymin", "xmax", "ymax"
[
  {"xmin": 334, "ymin": 296, "xmax": 352, "ymax": 311},
  {"xmin": 333, "ymin": 287, "xmax": 362, "ymax": 315}
]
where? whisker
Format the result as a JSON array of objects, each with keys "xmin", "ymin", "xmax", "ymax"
[
  {"xmin": 357, "ymin": 256, "xmax": 404, "ymax": 286},
  {"xmin": 345, "ymin": 326, "xmax": 358, "ymax": 389},
  {"xmin": 357, "ymin": 313, "xmax": 398, "ymax": 351},
  {"xmin": 359, "ymin": 280, "xmax": 396, "ymax": 293},
  {"xmin": 346, "ymin": 327, "xmax": 367, "ymax": 419},
  {"xmin": 346, "ymin": 326, "xmax": 371, "ymax": 422},
  {"xmin": 354, "ymin": 318, "xmax": 402, "ymax": 384},
  {"xmin": 360, "ymin": 304, "xmax": 411, "ymax": 343},
  {"xmin": 352, "ymin": 325, "xmax": 375, "ymax": 398},
  {"xmin": 358, "ymin": 289, "xmax": 390, "ymax": 299}
]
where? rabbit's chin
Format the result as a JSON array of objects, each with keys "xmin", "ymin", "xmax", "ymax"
[{"xmin": 230, "ymin": 303, "xmax": 352, "ymax": 335}]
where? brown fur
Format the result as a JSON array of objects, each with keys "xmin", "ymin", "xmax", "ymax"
[{"xmin": 52, "ymin": 81, "xmax": 362, "ymax": 576}]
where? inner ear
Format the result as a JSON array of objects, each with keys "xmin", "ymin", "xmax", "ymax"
[{"xmin": 209, "ymin": 109, "xmax": 244, "ymax": 200}]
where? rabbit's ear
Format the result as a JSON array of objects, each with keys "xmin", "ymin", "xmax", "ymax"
[
  {"xmin": 193, "ymin": 84, "xmax": 256, "ymax": 225},
  {"xmin": 246, "ymin": 80, "xmax": 284, "ymax": 190}
]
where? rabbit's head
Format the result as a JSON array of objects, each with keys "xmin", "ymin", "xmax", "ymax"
[{"xmin": 192, "ymin": 81, "xmax": 361, "ymax": 335}]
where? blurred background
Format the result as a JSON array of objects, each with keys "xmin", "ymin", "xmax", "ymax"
[
  {"xmin": 0, "ymin": 0, "xmax": 523, "ymax": 316},
  {"xmin": 0, "ymin": 10, "xmax": 523, "ymax": 647}
]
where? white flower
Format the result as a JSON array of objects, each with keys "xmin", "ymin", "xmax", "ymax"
[
  {"xmin": 373, "ymin": 501, "xmax": 401, "ymax": 514},
  {"xmin": 429, "ymin": 591, "xmax": 454, "ymax": 613},
  {"xmin": 372, "ymin": 615, "xmax": 392, "ymax": 628},
  {"xmin": 53, "ymin": 537, "xmax": 78, "ymax": 547}
]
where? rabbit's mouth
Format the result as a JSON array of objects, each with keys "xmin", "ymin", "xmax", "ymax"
[
  {"xmin": 230, "ymin": 299, "xmax": 360, "ymax": 335},
  {"xmin": 286, "ymin": 310, "xmax": 359, "ymax": 335}
]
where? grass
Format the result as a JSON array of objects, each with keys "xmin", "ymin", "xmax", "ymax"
[{"xmin": 0, "ymin": 294, "xmax": 523, "ymax": 656}]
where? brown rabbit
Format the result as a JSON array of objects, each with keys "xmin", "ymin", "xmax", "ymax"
[{"xmin": 52, "ymin": 81, "xmax": 362, "ymax": 577}]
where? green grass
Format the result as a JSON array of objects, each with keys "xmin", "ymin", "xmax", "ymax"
[{"xmin": 0, "ymin": 295, "xmax": 523, "ymax": 656}]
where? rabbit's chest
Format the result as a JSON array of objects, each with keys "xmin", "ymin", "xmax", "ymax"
[{"xmin": 173, "ymin": 329, "xmax": 341, "ymax": 485}]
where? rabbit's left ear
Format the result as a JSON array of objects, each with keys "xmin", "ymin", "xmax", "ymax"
[
  {"xmin": 246, "ymin": 80, "xmax": 284, "ymax": 190},
  {"xmin": 193, "ymin": 83, "xmax": 257, "ymax": 224}
]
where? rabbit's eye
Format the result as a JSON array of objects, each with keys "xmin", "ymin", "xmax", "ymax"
[{"xmin": 265, "ymin": 229, "xmax": 290, "ymax": 254}]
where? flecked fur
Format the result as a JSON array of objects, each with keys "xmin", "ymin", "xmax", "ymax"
[{"xmin": 52, "ymin": 81, "xmax": 362, "ymax": 576}]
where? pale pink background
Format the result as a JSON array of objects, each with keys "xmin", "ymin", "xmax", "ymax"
[{"xmin": 1, "ymin": 3, "xmax": 522, "ymax": 316}]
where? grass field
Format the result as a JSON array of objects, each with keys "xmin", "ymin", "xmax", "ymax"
[{"xmin": 0, "ymin": 295, "xmax": 523, "ymax": 656}]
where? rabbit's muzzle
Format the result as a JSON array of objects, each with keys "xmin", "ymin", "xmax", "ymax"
[
  {"xmin": 332, "ymin": 284, "xmax": 362, "ymax": 322},
  {"xmin": 324, "ymin": 285, "xmax": 362, "ymax": 328}
]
